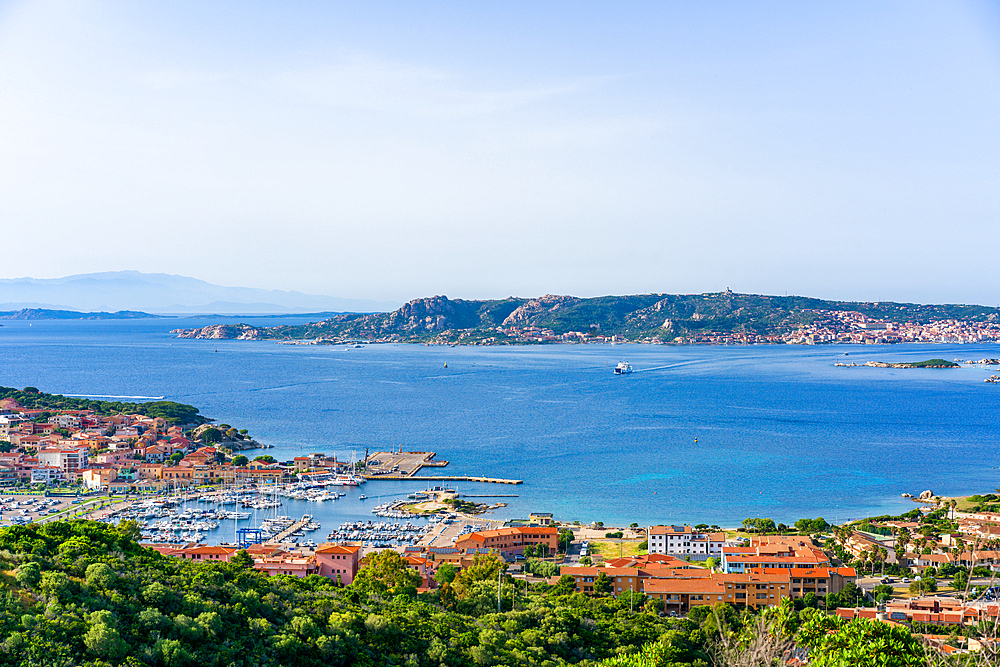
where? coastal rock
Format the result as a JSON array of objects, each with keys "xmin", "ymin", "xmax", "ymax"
[
  {"xmin": 918, "ymin": 489, "xmax": 934, "ymax": 500},
  {"xmin": 171, "ymin": 324, "xmax": 264, "ymax": 340},
  {"xmin": 501, "ymin": 295, "xmax": 581, "ymax": 327}
]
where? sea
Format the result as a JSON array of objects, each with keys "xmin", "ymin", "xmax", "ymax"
[{"xmin": 1, "ymin": 316, "xmax": 999, "ymax": 539}]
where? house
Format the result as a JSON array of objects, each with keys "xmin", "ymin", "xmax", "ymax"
[
  {"xmin": 81, "ymin": 468, "xmax": 118, "ymax": 490},
  {"xmin": 314, "ymin": 544, "xmax": 361, "ymax": 584},
  {"xmin": 138, "ymin": 463, "xmax": 164, "ymax": 479}
]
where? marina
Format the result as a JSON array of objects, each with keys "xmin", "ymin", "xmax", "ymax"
[{"xmin": 94, "ymin": 476, "xmax": 502, "ymax": 549}]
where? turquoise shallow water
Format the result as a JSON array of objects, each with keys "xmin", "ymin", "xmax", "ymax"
[{"xmin": 1, "ymin": 317, "xmax": 998, "ymax": 530}]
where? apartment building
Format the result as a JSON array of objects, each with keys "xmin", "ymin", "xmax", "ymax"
[
  {"xmin": 647, "ymin": 525, "xmax": 726, "ymax": 559},
  {"xmin": 721, "ymin": 536, "xmax": 829, "ymax": 573},
  {"xmin": 454, "ymin": 526, "xmax": 558, "ymax": 558},
  {"xmin": 36, "ymin": 446, "xmax": 89, "ymax": 475}
]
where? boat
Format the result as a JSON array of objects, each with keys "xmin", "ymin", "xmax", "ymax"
[
  {"xmin": 358, "ymin": 494, "xmax": 367, "ymax": 500},
  {"xmin": 614, "ymin": 361, "xmax": 633, "ymax": 375}
]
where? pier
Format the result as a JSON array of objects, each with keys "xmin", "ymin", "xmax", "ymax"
[
  {"xmin": 365, "ymin": 450, "xmax": 449, "ymax": 477},
  {"xmin": 268, "ymin": 516, "xmax": 310, "ymax": 543},
  {"xmin": 361, "ymin": 475, "xmax": 522, "ymax": 485}
]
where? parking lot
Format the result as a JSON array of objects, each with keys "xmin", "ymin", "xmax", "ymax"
[
  {"xmin": 420, "ymin": 515, "xmax": 502, "ymax": 548},
  {"xmin": 0, "ymin": 494, "xmax": 117, "ymax": 526}
]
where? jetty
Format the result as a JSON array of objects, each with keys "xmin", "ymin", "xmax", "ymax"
[
  {"xmin": 362, "ymin": 475, "xmax": 522, "ymax": 485},
  {"xmin": 269, "ymin": 516, "xmax": 311, "ymax": 543}
]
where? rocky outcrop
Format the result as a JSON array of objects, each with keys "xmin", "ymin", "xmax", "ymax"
[
  {"xmin": 171, "ymin": 324, "xmax": 265, "ymax": 340},
  {"xmin": 381, "ymin": 296, "xmax": 460, "ymax": 332},
  {"xmin": 501, "ymin": 295, "xmax": 580, "ymax": 327}
]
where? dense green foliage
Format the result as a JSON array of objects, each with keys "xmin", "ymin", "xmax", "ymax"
[
  {"xmin": 903, "ymin": 359, "xmax": 960, "ymax": 368},
  {"xmin": 0, "ymin": 521, "xmax": 975, "ymax": 667},
  {"xmin": 0, "ymin": 386, "xmax": 205, "ymax": 425},
  {"xmin": 0, "ymin": 521, "xmax": 711, "ymax": 667}
]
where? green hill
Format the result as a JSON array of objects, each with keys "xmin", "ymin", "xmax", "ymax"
[{"xmin": 170, "ymin": 291, "xmax": 1000, "ymax": 344}]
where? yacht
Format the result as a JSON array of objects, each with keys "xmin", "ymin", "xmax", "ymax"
[{"xmin": 614, "ymin": 361, "xmax": 633, "ymax": 375}]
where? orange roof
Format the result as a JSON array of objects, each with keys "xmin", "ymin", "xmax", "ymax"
[{"xmin": 315, "ymin": 544, "xmax": 361, "ymax": 555}]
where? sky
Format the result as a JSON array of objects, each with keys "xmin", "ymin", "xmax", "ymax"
[{"xmin": 1, "ymin": 1, "xmax": 998, "ymax": 305}]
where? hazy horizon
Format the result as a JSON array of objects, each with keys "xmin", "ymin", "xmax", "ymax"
[{"xmin": 2, "ymin": 2, "xmax": 998, "ymax": 305}]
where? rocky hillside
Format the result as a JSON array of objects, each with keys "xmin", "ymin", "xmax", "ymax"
[{"xmin": 170, "ymin": 291, "xmax": 1000, "ymax": 344}]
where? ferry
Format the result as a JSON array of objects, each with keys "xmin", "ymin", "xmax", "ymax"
[{"xmin": 614, "ymin": 361, "xmax": 633, "ymax": 375}]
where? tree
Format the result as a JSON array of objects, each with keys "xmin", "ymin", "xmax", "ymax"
[
  {"xmin": 199, "ymin": 427, "xmax": 223, "ymax": 443},
  {"xmin": 433, "ymin": 562, "xmax": 457, "ymax": 585},
  {"xmin": 873, "ymin": 584, "xmax": 894, "ymax": 602},
  {"xmin": 557, "ymin": 529, "xmax": 574, "ymax": 553},
  {"xmin": 909, "ymin": 577, "xmax": 937, "ymax": 595},
  {"xmin": 168, "ymin": 452, "xmax": 184, "ymax": 465},
  {"xmin": 801, "ymin": 617, "xmax": 925, "ymax": 667},
  {"xmin": 230, "ymin": 549, "xmax": 254, "ymax": 569},
  {"xmin": 15, "ymin": 562, "xmax": 40, "ymax": 586},
  {"xmin": 231, "ymin": 455, "xmax": 249, "ymax": 466},
  {"xmin": 550, "ymin": 574, "xmax": 577, "ymax": 596},
  {"xmin": 594, "ymin": 571, "xmax": 612, "ymax": 595},
  {"xmin": 84, "ymin": 611, "xmax": 128, "ymax": 661},
  {"xmin": 952, "ymin": 569, "xmax": 969, "ymax": 593},
  {"xmin": 742, "ymin": 517, "xmax": 777, "ymax": 533},
  {"xmin": 254, "ymin": 455, "xmax": 276, "ymax": 464},
  {"xmin": 705, "ymin": 557, "xmax": 718, "ymax": 572},
  {"xmin": 452, "ymin": 553, "xmax": 505, "ymax": 598},
  {"xmin": 353, "ymin": 549, "xmax": 421, "ymax": 597}
]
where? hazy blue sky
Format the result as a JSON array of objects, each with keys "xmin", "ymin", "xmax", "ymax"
[{"xmin": 1, "ymin": 1, "xmax": 998, "ymax": 304}]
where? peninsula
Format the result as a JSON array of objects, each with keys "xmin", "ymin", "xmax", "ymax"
[{"xmin": 171, "ymin": 290, "xmax": 1000, "ymax": 345}]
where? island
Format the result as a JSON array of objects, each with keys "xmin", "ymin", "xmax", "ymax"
[
  {"xmin": 170, "ymin": 290, "xmax": 1000, "ymax": 346},
  {"xmin": 861, "ymin": 359, "xmax": 960, "ymax": 369}
]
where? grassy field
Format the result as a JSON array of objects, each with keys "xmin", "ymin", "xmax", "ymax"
[{"xmin": 588, "ymin": 538, "xmax": 647, "ymax": 558}]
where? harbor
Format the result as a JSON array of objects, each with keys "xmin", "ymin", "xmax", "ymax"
[{"xmin": 90, "ymin": 472, "xmax": 522, "ymax": 550}]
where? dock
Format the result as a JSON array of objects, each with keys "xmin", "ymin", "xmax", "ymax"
[
  {"xmin": 365, "ymin": 450, "xmax": 449, "ymax": 477},
  {"xmin": 268, "ymin": 516, "xmax": 310, "ymax": 543},
  {"xmin": 361, "ymin": 475, "xmax": 522, "ymax": 485}
]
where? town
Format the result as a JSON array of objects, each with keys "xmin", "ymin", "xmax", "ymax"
[{"xmin": 2, "ymin": 397, "xmax": 999, "ymax": 657}]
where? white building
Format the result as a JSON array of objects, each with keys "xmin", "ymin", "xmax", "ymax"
[
  {"xmin": 48, "ymin": 414, "xmax": 82, "ymax": 429},
  {"xmin": 647, "ymin": 525, "xmax": 727, "ymax": 560},
  {"xmin": 36, "ymin": 447, "xmax": 89, "ymax": 476},
  {"xmin": 30, "ymin": 466, "xmax": 63, "ymax": 484}
]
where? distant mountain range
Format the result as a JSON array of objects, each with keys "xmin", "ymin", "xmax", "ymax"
[
  {"xmin": 0, "ymin": 271, "xmax": 398, "ymax": 314},
  {"xmin": 0, "ymin": 309, "xmax": 160, "ymax": 321},
  {"xmin": 171, "ymin": 291, "xmax": 1000, "ymax": 343}
]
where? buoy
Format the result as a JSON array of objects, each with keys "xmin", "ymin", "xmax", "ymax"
[{"xmin": 444, "ymin": 363, "xmax": 448, "ymax": 368}]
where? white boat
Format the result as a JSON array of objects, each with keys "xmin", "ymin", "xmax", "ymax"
[{"xmin": 614, "ymin": 361, "xmax": 633, "ymax": 375}]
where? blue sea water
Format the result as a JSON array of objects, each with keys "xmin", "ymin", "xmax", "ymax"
[{"xmin": 1, "ymin": 317, "xmax": 998, "ymax": 531}]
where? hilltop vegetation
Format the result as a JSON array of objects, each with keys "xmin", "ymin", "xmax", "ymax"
[
  {"xmin": 0, "ymin": 386, "xmax": 206, "ymax": 425},
  {"xmin": 0, "ymin": 520, "xmax": 945, "ymax": 667},
  {"xmin": 171, "ymin": 292, "xmax": 1000, "ymax": 343}
]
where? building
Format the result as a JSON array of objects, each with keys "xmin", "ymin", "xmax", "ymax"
[
  {"xmin": 81, "ymin": 468, "xmax": 118, "ymax": 490},
  {"xmin": 36, "ymin": 446, "xmax": 89, "ymax": 476},
  {"xmin": 454, "ymin": 526, "xmax": 558, "ymax": 558},
  {"xmin": 721, "ymin": 536, "xmax": 830, "ymax": 573},
  {"xmin": 647, "ymin": 525, "xmax": 727, "ymax": 559},
  {"xmin": 643, "ymin": 576, "xmax": 727, "ymax": 613},
  {"xmin": 29, "ymin": 465, "xmax": 62, "ymax": 484},
  {"xmin": 314, "ymin": 544, "xmax": 361, "ymax": 584}
]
